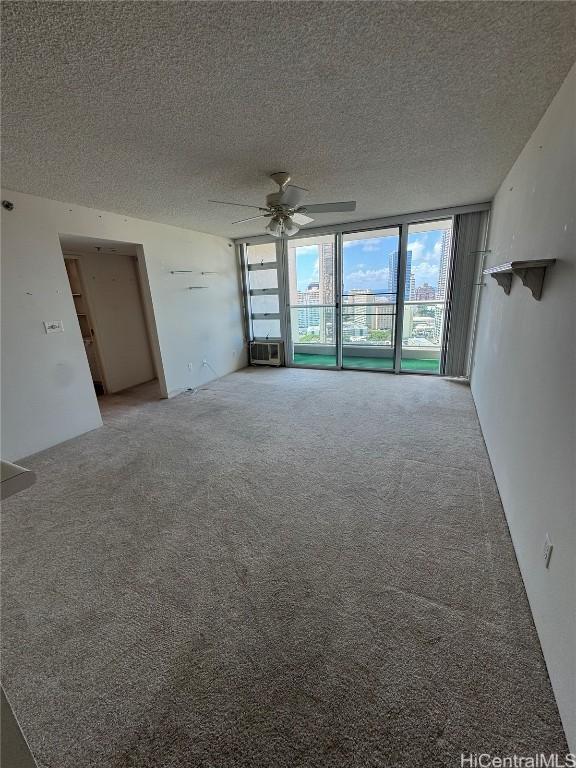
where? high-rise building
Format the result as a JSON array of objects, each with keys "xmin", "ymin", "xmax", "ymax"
[
  {"xmin": 388, "ymin": 251, "xmax": 397, "ymax": 296},
  {"xmin": 388, "ymin": 249, "xmax": 412, "ymax": 299},
  {"xmin": 414, "ymin": 282, "xmax": 436, "ymax": 301},
  {"xmin": 409, "ymin": 273, "xmax": 416, "ymax": 300},
  {"xmin": 318, "ymin": 242, "xmax": 334, "ymax": 305},
  {"xmin": 372, "ymin": 298, "xmax": 395, "ymax": 336},
  {"xmin": 296, "ymin": 284, "xmax": 320, "ymax": 332},
  {"xmin": 436, "ymin": 229, "xmax": 452, "ymax": 301},
  {"xmin": 433, "ymin": 304, "xmax": 444, "ymax": 345},
  {"xmin": 346, "ymin": 289, "xmax": 372, "ymax": 329},
  {"xmin": 318, "ymin": 242, "xmax": 335, "ymax": 343},
  {"xmin": 287, "ymin": 244, "xmax": 298, "ymax": 303}
]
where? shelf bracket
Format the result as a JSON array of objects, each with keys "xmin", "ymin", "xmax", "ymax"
[
  {"xmin": 483, "ymin": 259, "xmax": 555, "ymax": 301},
  {"xmin": 490, "ymin": 272, "xmax": 512, "ymax": 295},
  {"xmin": 515, "ymin": 266, "xmax": 547, "ymax": 300}
]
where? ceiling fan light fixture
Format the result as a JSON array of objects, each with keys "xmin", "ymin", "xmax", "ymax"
[
  {"xmin": 283, "ymin": 217, "xmax": 300, "ymax": 236},
  {"xmin": 265, "ymin": 215, "xmax": 300, "ymax": 238},
  {"xmin": 266, "ymin": 215, "xmax": 284, "ymax": 238}
]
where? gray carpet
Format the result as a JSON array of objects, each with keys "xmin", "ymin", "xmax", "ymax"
[{"xmin": 1, "ymin": 368, "xmax": 567, "ymax": 767}]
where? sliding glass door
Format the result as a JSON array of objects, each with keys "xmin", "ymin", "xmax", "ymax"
[
  {"xmin": 287, "ymin": 235, "xmax": 337, "ymax": 368},
  {"xmin": 400, "ymin": 219, "xmax": 453, "ymax": 373},
  {"xmin": 342, "ymin": 227, "xmax": 400, "ymax": 371}
]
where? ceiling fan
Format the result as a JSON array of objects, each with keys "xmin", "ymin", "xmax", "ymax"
[{"xmin": 209, "ymin": 172, "xmax": 356, "ymax": 238}]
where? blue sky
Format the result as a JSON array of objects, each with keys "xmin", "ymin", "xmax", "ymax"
[{"xmin": 294, "ymin": 230, "xmax": 445, "ymax": 293}]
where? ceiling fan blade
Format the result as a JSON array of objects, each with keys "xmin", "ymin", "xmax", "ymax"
[
  {"xmin": 303, "ymin": 201, "xmax": 357, "ymax": 214},
  {"xmin": 279, "ymin": 184, "xmax": 308, "ymax": 208},
  {"xmin": 209, "ymin": 199, "xmax": 264, "ymax": 210},
  {"xmin": 291, "ymin": 212, "xmax": 314, "ymax": 226},
  {"xmin": 231, "ymin": 213, "xmax": 272, "ymax": 224}
]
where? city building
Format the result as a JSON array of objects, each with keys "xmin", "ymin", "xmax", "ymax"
[
  {"xmin": 389, "ymin": 249, "xmax": 413, "ymax": 299},
  {"xmin": 296, "ymin": 283, "xmax": 320, "ymax": 333},
  {"xmin": 318, "ymin": 242, "xmax": 334, "ymax": 305},
  {"xmin": 414, "ymin": 282, "xmax": 436, "ymax": 301},
  {"xmin": 409, "ymin": 272, "xmax": 416, "ymax": 299},
  {"xmin": 436, "ymin": 229, "xmax": 452, "ymax": 300},
  {"xmin": 318, "ymin": 242, "xmax": 335, "ymax": 342}
]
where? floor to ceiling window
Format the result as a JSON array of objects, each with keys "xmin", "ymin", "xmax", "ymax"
[
  {"xmin": 400, "ymin": 219, "xmax": 453, "ymax": 373},
  {"xmin": 242, "ymin": 213, "xmax": 462, "ymax": 375},
  {"xmin": 287, "ymin": 235, "xmax": 337, "ymax": 368},
  {"xmin": 342, "ymin": 227, "xmax": 399, "ymax": 371}
]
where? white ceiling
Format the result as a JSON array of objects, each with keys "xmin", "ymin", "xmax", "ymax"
[{"xmin": 2, "ymin": 2, "xmax": 575, "ymax": 239}]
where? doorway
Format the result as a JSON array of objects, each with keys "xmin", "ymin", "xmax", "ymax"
[{"xmin": 59, "ymin": 235, "xmax": 162, "ymax": 407}]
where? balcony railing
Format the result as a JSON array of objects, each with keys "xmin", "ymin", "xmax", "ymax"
[
  {"xmin": 290, "ymin": 299, "xmax": 447, "ymax": 351},
  {"xmin": 401, "ymin": 300, "xmax": 446, "ymax": 349}
]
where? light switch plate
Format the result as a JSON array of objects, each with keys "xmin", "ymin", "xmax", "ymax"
[{"xmin": 44, "ymin": 320, "xmax": 64, "ymax": 334}]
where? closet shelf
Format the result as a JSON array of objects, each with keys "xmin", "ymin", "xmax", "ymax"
[{"xmin": 483, "ymin": 259, "xmax": 555, "ymax": 300}]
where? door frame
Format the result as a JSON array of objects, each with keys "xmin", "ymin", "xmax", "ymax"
[
  {"xmin": 339, "ymin": 223, "xmax": 403, "ymax": 375},
  {"xmin": 280, "ymin": 224, "xmax": 405, "ymax": 374}
]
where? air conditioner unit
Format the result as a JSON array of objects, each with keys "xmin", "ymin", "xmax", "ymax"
[{"xmin": 250, "ymin": 341, "xmax": 283, "ymax": 367}]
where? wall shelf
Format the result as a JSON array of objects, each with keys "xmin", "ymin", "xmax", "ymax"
[{"xmin": 483, "ymin": 259, "xmax": 555, "ymax": 300}]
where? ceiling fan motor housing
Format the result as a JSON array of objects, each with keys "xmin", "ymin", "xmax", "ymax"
[
  {"xmin": 270, "ymin": 171, "xmax": 291, "ymax": 190},
  {"xmin": 266, "ymin": 191, "xmax": 286, "ymax": 210}
]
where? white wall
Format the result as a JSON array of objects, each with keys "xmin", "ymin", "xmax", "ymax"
[
  {"xmin": 471, "ymin": 64, "xmax": 575, "ymax": 750},
  {"xmin": 65, "ymin": 250, "xmax": 156, "ymax": 393},
  {"xmin": 1, "ymin": 190, "xmax": 247, "ymax": 460}
]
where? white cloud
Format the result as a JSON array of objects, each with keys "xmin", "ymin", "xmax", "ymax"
[
  {"xmin": 411, "ymin": 262, "xmax": 439, "ymax": 282},
  {"xmin": 345, "ymin": 268, "xmax": 390, "ymax": 287},
  {"xmin": 407, "ymin": 236, "xmax": 441, "ymax": 285},
  {"xmin": 409, "ymin": 239, "xmax": 426, "ymax": 261},
  {"xmin": 295, "ymin": 244, "xmax": 318, "ymax": 257},
  {"xmin": 360, "ymin": 240, "xmax": 383, "ymax": 253}
]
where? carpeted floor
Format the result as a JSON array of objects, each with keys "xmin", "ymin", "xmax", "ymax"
[{"xmin": 1, "ymin": 368, "xmax": 567, "ymax": 767}]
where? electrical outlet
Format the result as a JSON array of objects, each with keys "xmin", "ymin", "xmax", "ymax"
[
  {"xmin": 202, "ymin": 359, "xmax": 208, "ymax": 366},
  {"xmin": 187, "ymin": 363, "xmax": 193, "ymax": 371},
  {"xmin": 44, "ymin": 320, "xmax": 64, "ymax": 334},
  {"xmin": 543, "ymin": 534, "xmax": 553, "ymax": 569}
]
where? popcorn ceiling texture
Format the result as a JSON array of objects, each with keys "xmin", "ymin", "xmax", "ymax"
[
  {"xmin": 2, "ymin": 1, "xmax": 575, "ymax": 238},
  {"xmin": 1, "ymin": 370, "xmax": 568, "ymax": 767}
]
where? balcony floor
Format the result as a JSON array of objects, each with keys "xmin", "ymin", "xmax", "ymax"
[{"xmin": 293, "ymin": 352, "xmax": 441, "ymax": 373}]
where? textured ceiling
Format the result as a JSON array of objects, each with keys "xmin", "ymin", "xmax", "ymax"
[{"xmin": 2, "ymin": 2, "xmax": 575, "ymax": 238}]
